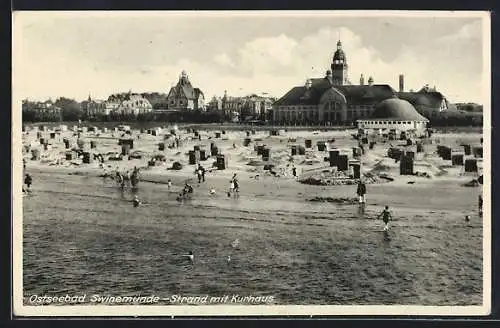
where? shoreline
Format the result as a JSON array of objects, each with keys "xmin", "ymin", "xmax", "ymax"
[
  {"xmin": 24, "ymin": 160, "xmax": 476, "ymax": 187},
  {"xmin": 23, "ymin": 121, "xmax": 483, "ymax": 133}
]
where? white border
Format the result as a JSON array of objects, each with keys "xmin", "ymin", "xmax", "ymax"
[{"xmin": 12, "ymin": 10, "xmax": 492, "ymax": 317}]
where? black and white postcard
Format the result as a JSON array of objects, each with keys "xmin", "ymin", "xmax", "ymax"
[{"xmin": 12, "ymin": 10, "xmax": 491, "ymax": 317}]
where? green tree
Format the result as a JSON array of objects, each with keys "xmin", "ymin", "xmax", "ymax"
[{"xmin": 55, "ymin": 97, "xmax": 84, "ymax": 121}]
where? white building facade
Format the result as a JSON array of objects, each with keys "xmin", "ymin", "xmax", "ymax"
[{"xmin": 357, "ymin": 98, "xmax": 429, "ymax": 136}]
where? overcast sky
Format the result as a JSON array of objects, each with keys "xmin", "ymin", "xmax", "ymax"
[{"xmin": 13, "ymin": 11, "xmax": 488, "ymax": 104}]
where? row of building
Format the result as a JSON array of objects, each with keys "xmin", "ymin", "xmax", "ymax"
[
  {"xmin": 23, "ymin": 40, "xmax": 466, "ymax": 124},
  {"xmin": 272, "ymin": 40, "xmax": 456, "ymax": 125},
  {"xmin": 24, "ymin": 70, "xmax": 276, "ymax": 120},
  {"xmin": 207, "ymin": 92, "xmax": 276, "ymax": 121}
]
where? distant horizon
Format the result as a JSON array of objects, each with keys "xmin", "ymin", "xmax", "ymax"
[{"xmin": 13, "ymin": 11, "xmax": 489, "ymax": 104}]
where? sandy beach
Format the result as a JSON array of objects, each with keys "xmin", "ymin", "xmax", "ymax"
[{"xmin": 21, "ymin": 124, "xmax": 483, "ymax": 305}]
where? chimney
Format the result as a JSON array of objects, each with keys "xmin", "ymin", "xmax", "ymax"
[
  {"xmin": 360, "ymin": 74, "xmax": 365, "ymax": 86},
  {"xmin": 399, "ymin": 74, "xmax": 404, "ymax": 92}
]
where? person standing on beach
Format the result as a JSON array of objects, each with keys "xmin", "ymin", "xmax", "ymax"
[
  {"xmin": 201, "ymin": 165, "xmax": 206, "ymax": 182},
  {"xmin": 292, "ymin": 166, "xmax": 297, "ymax": 178},
  {"xmin": 125, "ymin": 170, "xmax": 132, "ymax": 187},
  {"xmin": 24, "ymin": 174, "xmax": 32, "ymax": 192},
  {"xmin": 376, "ymin": 206, "xmax": 393, "ymax": 232},
  {"xmin": 167, "ymin": 179, "xmax": 172, "ymax": 190},
  {"xmin": 131, "ymin": 170, "xmax": 139, "ymax": 188},
  {"xmin": 228, "ymin": 179, "xmax": 235, "ymax": 197},
  {"xmin": 478, "ymin": 194, "xmax": 483, "ymax": 217},
  {"xmin": 115, "ymin": 171, "xmax": 124, "ymax": 188},
  {"xmin": 196, "ymin": 166, "xmax": 203, "ymax": 183},
  {"xmin": 232, "ymin": 174, "xmax": 240, "ymax": 197},
  {"xmin": 356, "ymin": 180, "xmax": 367, "ymax": 204}
]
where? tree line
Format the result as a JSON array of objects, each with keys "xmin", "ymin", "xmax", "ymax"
[{"xmin": 22, "ymin": 97, "xmax": 482, "ymax": 127}]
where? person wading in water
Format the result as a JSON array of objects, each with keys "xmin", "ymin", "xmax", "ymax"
[
  {"xmin": 233, "ymin": 176, "xmax": 239, "ymax": 197},
  {"xmin": 178, "ymin": 182, "xmax": 194, "ymax": 202},
  {"xmin": 196, "ymin": 165, "xmax": 203, "ymax": 183},
  {"xmin": 131, "ymin": 167, "xmax": 140, "ymax": 188},
  {"xmin": 227, "ymin": 179, "xmax": 234, "ymax": 197},
  {"xmin": 229, "ymin": 173, "xmax": 240, "ymax": 198},
  {"xmin": 376, "ymin": 206, "xmax": 393, "ymax": 232},
  {"xmin": 116, "ymin": 171, "xmax": 125, "ymax": 189},
  {"xmin": 132, "ymin": 195, "xmax": 141, "ymax": 207}
]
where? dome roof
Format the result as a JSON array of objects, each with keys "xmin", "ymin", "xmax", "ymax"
[{"xmin": 370, "ymin": 98, "xmax": 429, "ymax": 121}]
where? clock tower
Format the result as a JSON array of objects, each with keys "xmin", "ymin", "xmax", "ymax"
[{"xmin": 331, "ymin": 40, "xmax": 348, "ymax": 86}]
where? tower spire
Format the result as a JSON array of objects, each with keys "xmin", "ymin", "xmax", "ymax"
[{"xmin": 331, "ymin": 38, "xmax": 348, "ymax": 86}]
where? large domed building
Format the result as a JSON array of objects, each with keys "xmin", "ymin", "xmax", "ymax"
[
  {"xmin": 272, "ymin": 40, "xmax": 455, "ymax": 125},
  {"xmin": 357, "ymin": 97, "xmax": 429, "ymax": 134}
]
